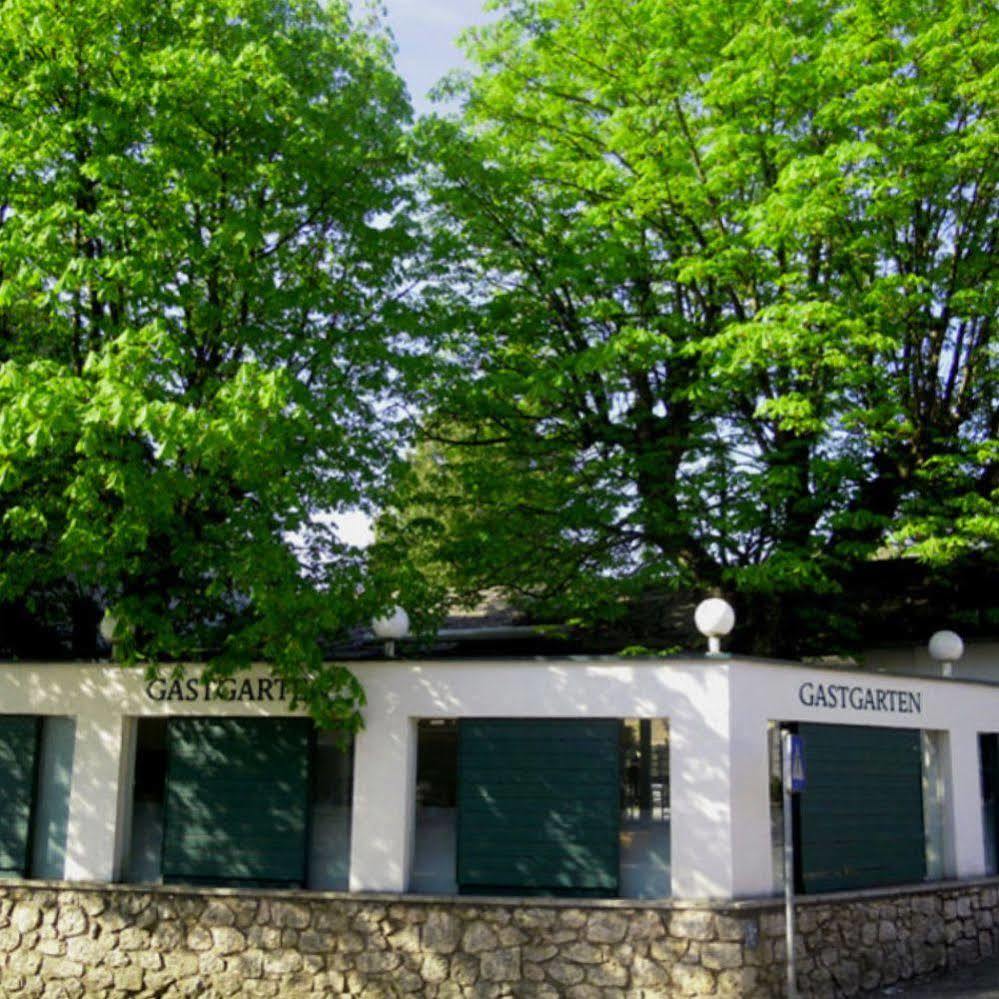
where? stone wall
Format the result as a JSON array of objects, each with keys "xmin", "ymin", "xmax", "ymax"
[{"xmin": 0, "ymin": 878, "xmax": 996, "ymax": 998}]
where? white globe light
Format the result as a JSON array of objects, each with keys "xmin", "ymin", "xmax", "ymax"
[
  {"xmin": 372, "ymin": 606, "xmax": 410, "ymax": 641},
  {"xmin": 694, "ymin": 598, "xmax": 736, "ymax": 638},
  {"xmin": 928, "ymin": 630, "xmax": 964, "ymax": 664},
  {"xmin": 99, "ymin": 611, "xmax": 118, "ymax": 644}
]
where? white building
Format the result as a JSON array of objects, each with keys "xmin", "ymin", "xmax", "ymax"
[{"xmin": 1, "ymin": 654, "xmax": 996, "ymax": 902}]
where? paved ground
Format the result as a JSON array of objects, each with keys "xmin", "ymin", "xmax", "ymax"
[{"xmin": 876, "ymin": 955, "xmax": 999, "ymax": 997}]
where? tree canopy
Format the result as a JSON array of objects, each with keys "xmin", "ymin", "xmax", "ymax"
[
  {"xmin": 380, "ymin": 0, "xmax": 997, "ymax": 654},
  {"xmin": 0, "ymin": 0, "xmax": 414, "ymax": 724}
]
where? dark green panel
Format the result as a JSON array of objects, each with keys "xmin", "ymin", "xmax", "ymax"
[
  {"xmin": 162, "ymin": 717, "xmax": 311, "ymax": 887},
  {"xmin": 797, "ymin": 723, "xmax": 925, "ymax": 894},
  {"xmin": 457, "ymin": 719, "xmax": 619, "ymax": 895},
  {"xmin": 0, "ymin": 716, "xmax": 41, "ymax": 877},
  {"xmin": 982, "ymin": 734, "xmax": 998, "ymax": 867}
]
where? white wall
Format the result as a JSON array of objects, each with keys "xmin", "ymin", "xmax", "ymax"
[
  {"xmin": 864, "ymin": 642, "xmax": 999, "ymax": 684},
  {"xmin": 1, "ymin": 657, "xmax": 996, "ymax": 900}
]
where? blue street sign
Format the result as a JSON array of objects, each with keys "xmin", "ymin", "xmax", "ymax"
[{"xmin": 789, "ymin": 735, "xmax": 806, "ymax": 793}]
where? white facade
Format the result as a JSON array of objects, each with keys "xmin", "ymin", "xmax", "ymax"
[
  {"xmin": 0, "ymin": 656, "xmax": 996, "ymax": 901},
  {"xmin": 865, "ymin": 641, "xmax": 999, "ymax": 685}
]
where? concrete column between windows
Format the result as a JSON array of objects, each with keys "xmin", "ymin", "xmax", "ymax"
[
  {"xmin": 63, "ymin": 712, "xmax": 135, "ymax": 882},
  {"xmin": 945, "ymin": 726, "xmax": 987, "ymax": 879},
  {"xmin": 349, "ymin": 713, "xmax": 418, "ymax": 893}
]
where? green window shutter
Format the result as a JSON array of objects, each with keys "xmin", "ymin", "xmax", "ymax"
[
  {"xmin": 162, "ymin": 717, "xmax": 311, "ymax": 887},
  {"xmin": 457, "ymin": 719, "xmax": 620, "ymax": 896},
  {"xmin": 0, "ymin": 716, "xmax": 41, "ymax": 877},
  {"xmin": 797, "ymin": 723, "xmax": 925, "ymax": 894}
]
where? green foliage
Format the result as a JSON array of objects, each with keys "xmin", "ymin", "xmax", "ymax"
[
  {"xmin": 0, "ymin": 0, "xmax": 415, "ymax": 724},
  {"xmin": 386, "ymin": 0, "xmax": 997, "ymax": 654}
]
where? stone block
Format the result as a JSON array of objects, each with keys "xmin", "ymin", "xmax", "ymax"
[
  {"xmin": 211, "ymin": 926, "xmax": 246, "ymax": 956},
  {"xmin": 118, "ymin": 926, "xmax": 150, "ymax": 951},
  {"xmin": 524, "ymin": 944, "xmax": 559, "ymax": 962},
  {"xmin": 242, "ymin": 981, "xmax": 279, "ymax": 997},
  {"xmin": 565, "ymin": 986, "xmax": 602, "ymax": 999},
  {"xmin": 562, "ymin": 941, "xmax": 604, "ymax": 964},
  {"xmin": 586, "ymin": 958, "xmax": 629, "ymax": 986},
  {"xmin": 558, "ymin": 909, "xmax": 588, "ymax": 929},
  {"xmin": 513, "ymin": 907, "xmax": 557, "ymax": 930},
  {"xmin": 651, "ymin": 936, "xmax": 688, "ymax": 962},
  {"xmin": 199, "ymin": 949, "xmax": 227, "ymax": 975},
  {"xmin": 298, "ymin": 929, "xmax": 334, "ymax": 953},
  {"xmin": 40, "ymin": 956, "xmax": 84, "ymax": 980},
  {"xmin": 337, "ymin": 931, "xmax": 365, "ymax": 953},
  {"xmin": 312, "ymin": 908, "xmax": 348, "ymax": 932},
  {"xmin": 670, "ymin": 962, "xmax": 716, "ymax": 995},
  {"xmin": 269, "ymin": 901, "xmax": 310, "ymax": 929},
  {"xmin": 247, "ymin": 925, "xmax": 282, "ymax": 950},
  {"xmin": 702, "ymin": 941, "xmax": 742, "ymax": 970},
  {"xmin": 151, "ymin": 919, "xmax": 185, "ymax": 950},
  {"xmin": 480, "ymin": 946, "xmax": 521, "ymax": 982},
  {"xmin": 53, "ymin": 906, "xmax": 87, "ymax": 938},
  {"xmin": 627, "ymin": 955, "xmax": 669, "ymax": 988},
  {"xmin": 585, "ymin": 912, "xmax": 628, "ymax": 944},
  {"xmin": 263, "ymin": 949, "xmax": 302, "ymax": 975},
  {"xmin": 230, "ymin": 898, "xmax": 259, "ymax": 928},
  {"xmin": 201, "ymin": 900, "xmax": 236, "ymax": 926},
  {"xmin": 718, "ymin": 968, "xmax": 758, "ymax": 995},
  {"xmin": 6, "ymin": 949, "xmax": 41, "ymax": 976},
  {"xmin": 423, "ymin": 910, "xmax": 461, "ymax": 954},
  {"xmin": 11, "ymin": 904, "xmax": 41, "ymax": 933},
  {"xmin": 832, "ymin": 958, "xmax": 860, "ymax": 996},
  {"xmin": 228, "ymin": 949, "xmax": 263, "ymax": 979},
  {"xmin": 462, "ymin": 921, "xmax": 499, "ymax": 954},
  {"xmin": 388, "ymin": 924, "xmax": 421, "ymax": 953},
  {"xmin": 878, "ymin": 920, "xmax": 898, "ymax": 943},
  {"xmin": 669, "ymin": 910, "xmax": 715, "ymax": 941},
  {"xmin": 81, "ymin": 968, "xmax": 114, "ymax": 992},
  {"xmin": 452, "ymin": 952, "xmax": 480, "ymax": 985},
  {"xmin": 421, "ymin": 952, "xmax": 449, "ymax": 983},
  {"xmin": 0, "ymin": 927, "xmax": 21, "ymax": 952},
  {"xmin": 497, "ymin": 925, "xmax": 527, "ymax": 946},
  {"xmin": 163, "ymin": 951, "xmax": 201, "ymax": 978},
  {"xmin": 355, "ymin": 948, "xmax": 402, "ymax": 974},
  {"xmin": 629, "ymin": 909, "xmax": 667, "ymax": 940},
  {"xmin": 546, "ymin": 958, "xmax": 585, "ymax": 986},
  {"xmin": 714, "ymin": 914, "xmax": 749, "ymax": 942}
]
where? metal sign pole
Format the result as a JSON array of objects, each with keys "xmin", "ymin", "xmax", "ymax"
[{"xmin": 782, "ymin": 731, "xmax": 799, "ymax": 999}]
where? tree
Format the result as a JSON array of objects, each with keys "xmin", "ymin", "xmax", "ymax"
[
  {"xmin": 382, "ymin": 0, "xmax": 997, "ymax": 654},
  {"xmin": 0, "ymin": 0, "xmax": 414, "ymax": 725}
]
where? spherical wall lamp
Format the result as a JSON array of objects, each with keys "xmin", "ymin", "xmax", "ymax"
[
  {"xmin": 694, "ymin": 598, "xmax": 735, "ymax": 656},
  {"xmin": 928, "ymin": 629, "xmax": 964, "ymax": 678},
  {"xmin": 372, "ymin": 606, "xmax": 410, "ymax": 657},
  {"xmin": 99, "ymin": 611, "xmax": 118, "ymax": 660}
]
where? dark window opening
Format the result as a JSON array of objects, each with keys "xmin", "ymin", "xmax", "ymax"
[
  {"xmin": 412, "ymin": 717, "xmax": 670, "ymax": 899},
  {"xmin": 982, "ymin": 733, "xmax": 998, "ymax": 875}
]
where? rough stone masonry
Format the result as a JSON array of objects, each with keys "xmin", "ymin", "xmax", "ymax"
[{"xmin": 0, "ymin": 877, "xmax": 996, "ymax": 998}]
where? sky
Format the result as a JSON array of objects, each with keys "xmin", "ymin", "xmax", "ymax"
[{"xmin": 379, "ymin": 0, "xmax": 493, "ymax": 114}]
